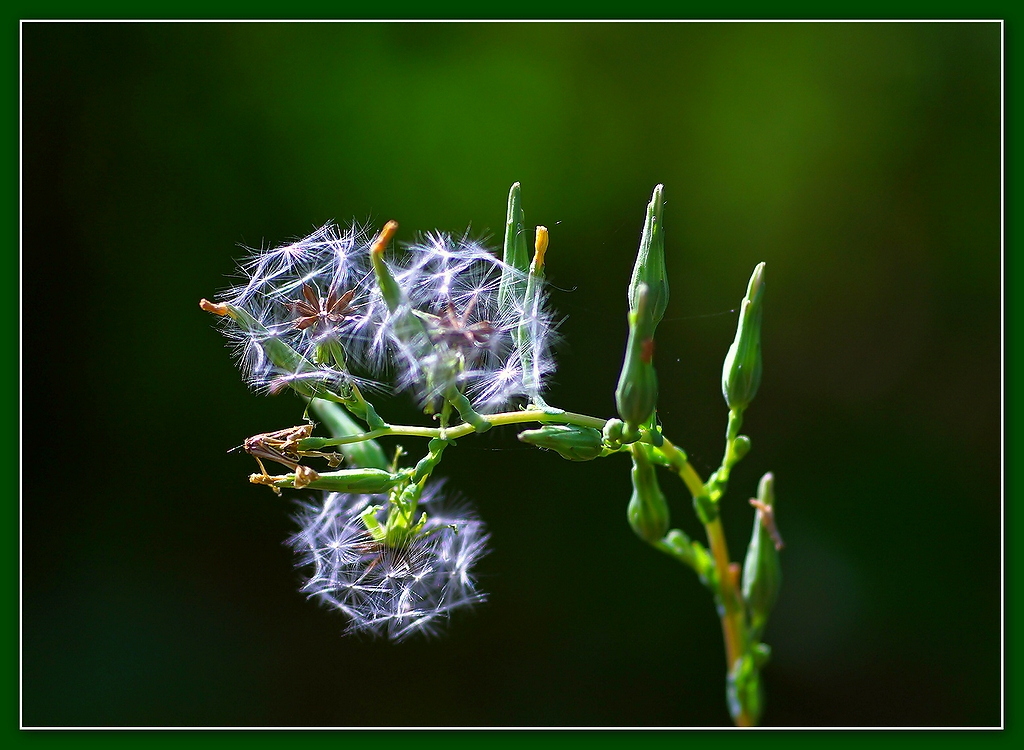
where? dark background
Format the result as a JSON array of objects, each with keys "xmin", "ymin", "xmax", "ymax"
[{"xmin": 21, "ymin": 21, "xmax": 1000, "ymax": 727}]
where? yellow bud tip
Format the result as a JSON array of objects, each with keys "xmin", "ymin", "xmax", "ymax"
[
  {"xmin": 532, "ymin": 226, "xmax": 549, "ymax": 271},
  {"xmin": 199, "ymin": 298, "xmax": 230, "ymax": 316},
  {"xmin": 371, "ymin": 220, "xmax": 399, "ymax": 256}
]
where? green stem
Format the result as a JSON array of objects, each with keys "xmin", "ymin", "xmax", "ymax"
[
  {"xmin": 296, "ymin": 409, "xmax": 608, "ymax": 451},
  {"xmin": 709, "ymin": 408, "xmax": 746, "ymax": 502},
  {"xmin": 655, "ymin": 437, "xmax": 753, "ymax": 727}
]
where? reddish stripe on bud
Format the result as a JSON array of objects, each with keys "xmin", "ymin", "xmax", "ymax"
[{"xmin": 641, "ymin": 338, "xmax": 655, "ymax": 364}]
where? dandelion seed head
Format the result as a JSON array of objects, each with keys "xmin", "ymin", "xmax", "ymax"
[
  {"xmin": 210, "ymin": 220, "xmax": 561, "ymax": 406},
  {"xmin": 373, "ymin": 230, "xmax": 560, "ymax": 411},
  {"xmin": 287, "ymin": 484, "xmax": 489, "ymax": 641},
  {"xmin": 210, "ymin": 222, "xmax": 391, "ymax": 392}
]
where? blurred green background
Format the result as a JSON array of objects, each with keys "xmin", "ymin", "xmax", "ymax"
[{"xmin": 22, "ymin": 21, "xmax": 1000, "ymax": 727}]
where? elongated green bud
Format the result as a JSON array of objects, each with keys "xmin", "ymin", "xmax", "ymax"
[
  {"xmin": 256, "ymin": 467, "xmax": 402, "ymax": 493},
  {"xmin": 518, "ymin": 424, "xmax": 604, "ymax": 461},
  {"xmin": 201, "ymin": 300, "xmax": 356, "ymax": 406},
  {"xmin": 203, "ymin": 301, "xmax": 307, "ymax": 376},
  {"xmin": 741, "ymin": 472, "xmax": 783, "ymax": 639},
  {"xmin": 208, "ymin": 301, "xmax": 384, "ymax": 427},
  {"xmin": 307, "ymin": 398, "xmax": 388, "ymax": 470},
  {"xmin": 722, "ymin": 262, "xmax": 765, "ymax": 412},
  {"xmin": 627, "ymin": 443, "xmax": 670, "ymax": 543},
  {"xmin": 499, "ymin": 182, "xmax": 530, "ymax": 309},
  {"xmin": 628, "ymin": 184, "xmax": 669, "ymax": 334},
  {"xmin": 616, "ymin": 284, "xmax": 659, "ymax": 435},
  {"xmin": 369, "ymin": 221, "xmax": 404, "ymax": 311},
  {"xmin": 369, "ymin": 221, "xmax": 435, "ymax": 366}
]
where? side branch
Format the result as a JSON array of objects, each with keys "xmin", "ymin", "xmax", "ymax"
[{"xmin": 296, "ymin": 408, "xmax": 609, "ymax": 451}]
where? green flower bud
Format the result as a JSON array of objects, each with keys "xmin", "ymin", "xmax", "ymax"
[
  {"xmin": 692, "ymin": 490, "xmax": 718, "ymax": 525},
  {"xmin": 203, "ymin": 301, "xmax": 356, "ymax": 406},
  {"xmin": 722, "ymin": 262, "xmax": 765, "ymax": 412},
  {"xmin": 628, "ymin": 184, "xmax": 669, "ymax": 335},
  {"xmin": 616, "ymin": 284, "xmax": 659, "ymax": 434},
  {"xmin": 369, "ymin": 221, "xmax": 404, "ymax": 312},
  {"xmin": 741, "ymin": 472, "xmax": 783, "ymax": 639},
  {"xmin": 369, "ymin": 221, "xmax": 433, "ymax": 354},
  {"xmin": 518, "ymin": 424, "xmax": 604, "ymax": 461},
  {"xmin": 731, "ymin": 434, "xmax": 751, "ymax": 462},
  {"xmin": 627, "ymin": 443, "xmax": 670, "ymax": 543},
  {"xmin": 602, "ymin": 418, "xmax": 625, "ymax": 446},
  {"xmin": 499, "ymin": 182, "xmax": 530, "ymax": 309},
  {"xmin": 261, "ymin": 467, "xmax": 402, "ymax": 494},
  {"xmin": 359, "ymin": 504, "xmax": 387, "ymax": 542},
  {"xmin": 662, "ymin": 528, "xmax": 691, "ymax": 555},
  {"xmin": 659, "ymin": 528, "xmax": 696, "ymax": 568}
]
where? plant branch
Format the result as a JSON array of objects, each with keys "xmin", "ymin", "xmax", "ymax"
[{"xmin": 296, "ymin": 408, "xmax": 608, "ymax": 451}]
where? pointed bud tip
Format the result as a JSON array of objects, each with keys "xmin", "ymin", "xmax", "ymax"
[
  {"xmin": 371, "ymin": 221, "xmax": 399, "ymax": 255},
  {"xmin": 749, "ymin": 262, "xmax": 766, "ymax": 295},
  {"xmin": 506, "ymin": 183, "xmax": 522, "ymax": 218},
  {"xmin": 533, "ymin": 226, "xmax": 549, "ymax": 269},
  {"xmin": 199, "ymin": 298, "xmax": 230, "ymax": 316},
  {"xmin": 651, "ymin": 183, "xmax": 664, "ymax": 209}
]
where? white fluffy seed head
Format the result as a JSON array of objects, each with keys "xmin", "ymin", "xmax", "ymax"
[
  {"xmin": 227, "ymin": 223, "xmax": 372, "ymax": 309},
  {"xmin": 374, "ymin": 231, "xmax": 559, "ymax": 411},
  {"xmin": 211, "ymin": 222, "xmax": 560, "ymax": 407},
  {"xmin": 287, "ymin": 485, "xmax": 489, "ymax": 641},
  {"xmin": 215, "ymin": 222, "xmax": 386, "ymax": 392}
]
